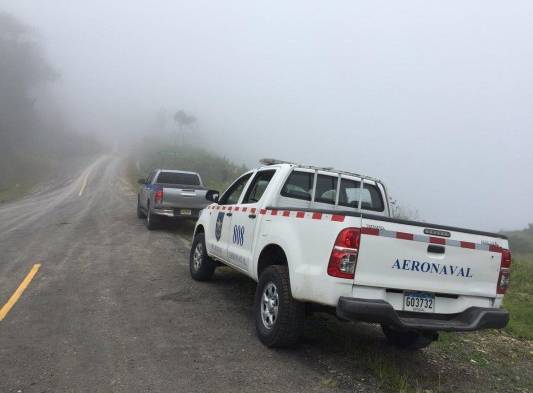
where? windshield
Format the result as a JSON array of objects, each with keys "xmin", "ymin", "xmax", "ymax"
[{"xmin": 156, "ymin": 172, "xmax": 201, "ymax": 185}]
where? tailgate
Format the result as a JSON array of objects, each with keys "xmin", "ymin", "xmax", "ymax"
[
  {"xmin": 354, "ymin": 217, "xmax": 508, "ymax": 297},
  {"xmin": 162, "ymin": 187, "xmax": 209, "ymax": 209}
]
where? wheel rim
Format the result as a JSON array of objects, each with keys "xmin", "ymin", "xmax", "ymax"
[
  {"xmin": 261, "ymin": 282, "xmax": 279, "ymax": 330},
  {"xmin": 192, "ymin": 242, "xmax": 203, "ymax": 271}
]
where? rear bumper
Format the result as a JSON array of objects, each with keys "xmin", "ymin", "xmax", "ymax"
[
  {"xmin": 336, "ymin": 297, "xmax": 509, "ymax": 332},
  {"xmin": 152, "ymin": 208, "xmax": 201, "ymax": 219}
]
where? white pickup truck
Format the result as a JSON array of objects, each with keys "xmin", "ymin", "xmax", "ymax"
[{"xmin": 190, "ymin": 160, "xmax": 510, "ymax": 349}]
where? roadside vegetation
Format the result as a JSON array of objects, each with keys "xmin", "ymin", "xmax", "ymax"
[
  {"xmin": 128, "ymin": 142, "xmax": 247, "ymax": 192},
  {"xmin": 502, "ymin": 225, "xmax": 533, "ymax": 340}
]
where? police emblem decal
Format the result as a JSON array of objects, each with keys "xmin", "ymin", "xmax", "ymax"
[{"xmin": 215, "ymin": 212, "xmax": 225, "ymax": 241}]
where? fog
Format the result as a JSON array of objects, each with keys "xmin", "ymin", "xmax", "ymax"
[{"xmin": 1, "ymin": 0, "xmax": 532, "ymax": 231}]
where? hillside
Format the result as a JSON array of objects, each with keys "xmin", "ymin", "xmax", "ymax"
[
  {"xmin": 129, "ymin": 143, "xmax": 247, "ymax": 192},
  {"xmin": 503, "ymin": 224, "xmax": 533, "ymax": 254},
  {"xmin": 0, "ymin": 12, "xmax": 101, "ymax": 202}
]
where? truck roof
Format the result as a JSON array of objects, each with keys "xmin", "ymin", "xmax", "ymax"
[
  {"xmin": 156, "ymin": 169, "xmax": 201, "ymax": 176},
  {"xmin": 259, "ymin": 158, "xmax": 383, "ymax": 184}
]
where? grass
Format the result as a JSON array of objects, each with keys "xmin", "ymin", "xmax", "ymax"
[
  {"xmin": 0, "ymin": 181, "xmax": 36, "ymax": 203},
  {"xmin": 304, "ymin": 313, "xmax": 533, "ymax": 393},
  {"xmin": 503, "ymin": 253, "xmax": 533, "ymax": 339},
  {"xmin": 501, "ymin": 226, "xmax": 533, "ymax": 339},
  {"xmin": 0, "ymin": 149, "xmax": 99, "ymax": 204}
]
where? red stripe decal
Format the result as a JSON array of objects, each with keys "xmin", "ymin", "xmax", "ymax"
[
  {"xmin": 228, "ymin": 206, "xmax": 233, "ymax": 211},
  {"xmin": 460, "ymin": 241, "xmax": 475, "ymax": 249},
  {"xmin": 234, "ymin": 206, "xmax": 240, "ymax": 211},
  {"xmin": 396, "ymin": 232, "xmax": 414, "ymax": 241},
  {"xmin": 271, "ymin": 209, "xmax": 278, "ymax": 216},
  {"xmin": 250, "ymin": 208, "xmax": 256, "ymax": 214},
  {"xmin": 429, "ymin": 236, "xmax": 446, "ymax": 245},
  {"xmin": 312, "ymin": 212, "xmax": 322, "ymax": 220},
  {"xmin": 221, "ymin": 206, "xmax": 226, "ymax": 210},
  {"xmin": 331, "ymin": 214, "xmax": 345, "ymax": 222},
  {"xmin": 296, "ymin": 211, "xmax": 305, "ymax": 218},
  {"xmin": 283, "ymin": 210, "xmax": 290, "ymax": 217},
  {"xmin": 361, "ymin": 227, "xmax": 379, "ymax": 236},
  {"xmin": 242, "ymin": 207, "xmax": 247, "ymax": 212},
  {"xmin": 260, "ymin": 209, "xmax": 267, "ymax": 215}
]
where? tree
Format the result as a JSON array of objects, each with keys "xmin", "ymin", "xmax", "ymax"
[
  {"xmin": 0, "ymin": 12, "xmax": 57, "ymax": 150},
  {"xmin": 173, "ymin": 110, "xmax": 196, "ymax": 146}
]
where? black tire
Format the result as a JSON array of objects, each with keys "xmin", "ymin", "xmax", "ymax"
[
  {"xmin": 145, "ymin": 202, "xmax": 159, "ymax": 230},
  {"xmin": 381, "ymin": 325, "xmax": 436, "ymax": 350},
  {"xmin": 137, "ymin": 196, "xmax": 146, "ymax": 218},
  {"xmin": 189, "ymin": 233, "xmax": 216, "ymax": 281},
  {"xmin": 254, "ymin": 265, "xmax": 305, "ymax": 348}
]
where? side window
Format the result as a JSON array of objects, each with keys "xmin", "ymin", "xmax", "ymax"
[
  {"xmin": 338, "ymin": 179, "xmax": 384, "ymax": 212},
  {"xmin": 242, "ymin": 170, "xmax": 276, "ymax": 204},
  {"xmin": 280, "ymin": 170, "xmax": 313, "ymax": 201},
  {"xmin": 314, "ymin": 174, "xmax": 338, "ymax": 205},
  {"xmin": 218, "ymin": 173, "xmax": 253, "ymax": 205}
]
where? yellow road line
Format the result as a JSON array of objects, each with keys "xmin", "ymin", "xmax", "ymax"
[
  {"xmin": 0, "ymin": 264, "xmax": 41, "ymax": 321},
  {"xmin": 79, "ymin": 172, "xmax": 89, "ymax": 196}
]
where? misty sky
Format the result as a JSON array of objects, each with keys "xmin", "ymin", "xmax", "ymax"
[{"xmin": 1, "ymin": 0, "xmax": 532, "ymax": 231}]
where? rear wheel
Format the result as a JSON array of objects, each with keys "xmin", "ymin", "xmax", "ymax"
[
  {"xmin": 254, "ymin": 265, "xmax": 305, "ymax": 348},
  {"xmin": 381, "ymin": 325, "xmax": 436, "ymax": 350},
  {"xmin": 189, "ymin": 233, "xmax": 216, "ymax": 281},
  {"xmin": 145, "ymin": 202, "xmax": 159, "ymax": 230},
  {"xmin": 137, "ymin": 197, "xmax": 146, "ymax": 218}
]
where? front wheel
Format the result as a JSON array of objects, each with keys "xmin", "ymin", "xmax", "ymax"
[
  {"xmin": 189, "ymin": 233, "xmax": 216, "ymax": 281},
  {"xmin": 381, "ymin": 325, "xmax": 437, "ymax": 350},
  {"xmin": 254, "ymin": 265, "xmax": 305, "ymax": 348}
]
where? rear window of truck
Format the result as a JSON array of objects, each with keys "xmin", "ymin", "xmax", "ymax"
[
  {"xmin": 339, "ymin": 179, "xmax": 384, "ymax": 212},
  {"xmin": 156, "ymin": 172, "xmax": 201, "ymax": 186}
]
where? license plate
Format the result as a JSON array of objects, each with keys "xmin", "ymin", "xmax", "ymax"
[
  {"xmin": 403, "ymin": 291, "xmax": 435, "ymax": 313},
  {"xmin": 180, "ymin": 209, "xmax": 192, "ymax": 215}
]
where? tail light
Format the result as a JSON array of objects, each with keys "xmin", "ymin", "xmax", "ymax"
[
  {"xmin": 154, "ymin": 188, "xmax": 164, "ymax": 205},
  {"xmin": 497, "ymin": 249, "xmax": 512, "ymax": 294},
  {"xmin": 327, "ymin": 228, "xmax": 361, "ymax": 279}
]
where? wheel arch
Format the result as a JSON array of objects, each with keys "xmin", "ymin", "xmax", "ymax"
[
  {"xmin": 256, "ymin": 243, "xmax": 288, "ymax": 279},
  {"xmin": 194, "ymin": 224, "xmax": 205, "ymax": 238}
]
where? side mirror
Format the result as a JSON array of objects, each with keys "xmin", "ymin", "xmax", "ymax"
[
  {"xmin": 138, "ymin": 178, "xmax": 146, "ymax": 185},
  {"xmin": 205, "ymin": 189, "xmax": 219, "ymax": 203}
]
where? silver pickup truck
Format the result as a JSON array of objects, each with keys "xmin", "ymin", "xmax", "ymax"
[{"xmin": 137, "ymin": 169, "xmax": 217, "ymax": 229}]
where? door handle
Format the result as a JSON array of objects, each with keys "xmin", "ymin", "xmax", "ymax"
[
  {"xmin": 427, "ymin": 245, "xmax": 445, "ymax": 254},
  {"xmin": 226, "ymin": 212, "xmax": 233, "ymax": 217},
  {"xmin": 248, "ymin": 214, "xmax": 256, "ymax": 219}
]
